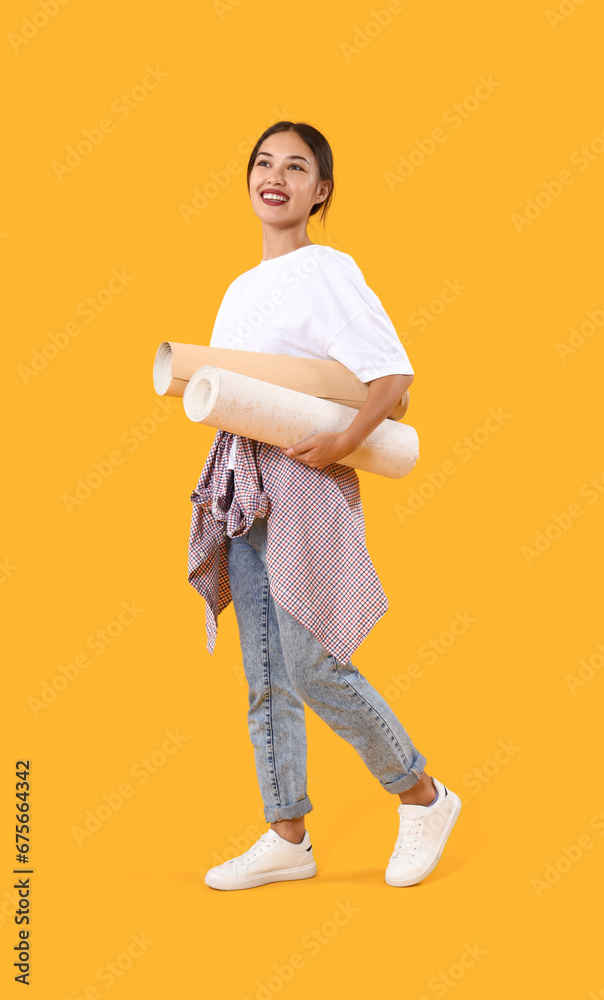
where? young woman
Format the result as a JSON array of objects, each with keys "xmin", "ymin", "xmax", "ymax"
[{"xmin": 188, "ymin": 120, "xmax": 461, "ymax": 891}]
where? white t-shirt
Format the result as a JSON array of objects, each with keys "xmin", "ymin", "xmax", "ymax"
[{"xmin": 208, "ymin": 243, "xmax": 414, "ymax": 469}]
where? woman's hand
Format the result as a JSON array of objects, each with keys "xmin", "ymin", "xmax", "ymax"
[
  {"xmin": 280, "ymin": 374, "xmax": 413, "ymax": 470},
  {"xmin": 280, "ymin": 431, "xmax": 354, "ymax": 469}
]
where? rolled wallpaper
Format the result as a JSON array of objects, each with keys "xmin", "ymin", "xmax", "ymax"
[
  {"xmin": 153, "ymin": 341, "xmax": 410, "ymax": 421},
  {"xmin": 182, "ymin": 366, "xmax": 419, "ymax": 480}
]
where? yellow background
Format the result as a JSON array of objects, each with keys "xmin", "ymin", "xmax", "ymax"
[{"xmin": 2, "ymin": 0, "xmax": 603, "ymax": 996}]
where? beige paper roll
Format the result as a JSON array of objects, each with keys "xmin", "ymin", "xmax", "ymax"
[
  {"xmin": 183, "ymin": 366, "xmax": 419, "ymax": 480},
  {"xmin": 153, "ymin": 341, "xmax": 410, "ymax": 421}
]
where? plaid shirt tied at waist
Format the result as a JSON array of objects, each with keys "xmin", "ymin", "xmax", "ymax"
[{"xmin": 188, "ymin": 430, "xmax": 389, "ymax": 662}]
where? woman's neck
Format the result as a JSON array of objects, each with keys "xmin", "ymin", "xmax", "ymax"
[{"xmin": 261, "ymin": 224, "xmax": 314, "ymax": 262}]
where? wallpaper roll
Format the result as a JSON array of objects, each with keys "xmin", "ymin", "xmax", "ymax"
[
  {"xmin": 183, "ymin": 366, "xmax": 419, "ymax": 480},
  {"xmin": 153, "ymin": 341, "xmax": 410, "ymax": 421}
]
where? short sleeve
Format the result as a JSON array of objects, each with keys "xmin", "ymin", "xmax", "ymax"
[{"xmin": 326, "ymin": 306, "xmax": 414, "ymax": 382}]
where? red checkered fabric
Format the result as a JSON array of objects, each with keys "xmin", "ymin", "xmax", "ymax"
[{"xmin": 188, "ymin": 429, "xmax": 389, "ymax": 661}]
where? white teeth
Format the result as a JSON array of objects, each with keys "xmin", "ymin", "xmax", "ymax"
[{"xmin": 262, "ymin": 192, "xmax": 288, "ymax": 202}]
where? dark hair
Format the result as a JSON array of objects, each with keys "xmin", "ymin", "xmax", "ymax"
[{"xmin": 246, "ymin": 121, "xmax": 334, "ymax": 227}]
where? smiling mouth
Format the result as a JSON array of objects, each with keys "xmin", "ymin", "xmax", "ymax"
[{"xmin": 261, "ymin": 192, "xmax": 289, "ymax": 205}]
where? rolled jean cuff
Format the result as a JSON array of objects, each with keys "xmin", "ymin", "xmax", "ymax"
[
  {"xmin": 381, "ymin": 751, "xmax": 428, "ymax": 794},
  {"xmin": 264, "ymin": 795, "xmax": 313, "ymax": 824}
]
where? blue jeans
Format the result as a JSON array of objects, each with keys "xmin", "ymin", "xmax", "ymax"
[{"xmin": 226, "ymin": 513, "xmax": 427, "ymax": 823}]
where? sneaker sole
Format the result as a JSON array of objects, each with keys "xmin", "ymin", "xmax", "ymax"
[
  {"xmin": 205, "ymin": 861, "xmax": 317, "ymax": 891},
  {"xmin": 385, "ymin": 793, "xmax": 462, "ymax": 887}
]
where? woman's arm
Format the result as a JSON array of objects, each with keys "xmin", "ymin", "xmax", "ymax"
[
  {"xmin": 281, "ymin": 372, "xmax": 413, "ymax": 469},
  {"xmin": 340, "ymin": 373, "xmax": 413, "ymax": 451}
]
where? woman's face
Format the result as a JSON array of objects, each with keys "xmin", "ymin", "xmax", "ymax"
[{"xmin": 249, "ymin": 131, "xmax": 330, "ymax": 227}]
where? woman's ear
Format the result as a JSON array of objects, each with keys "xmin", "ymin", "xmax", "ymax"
[{"xmin": 316, "ymin": 179, "xmax": 332, "ymax": 203}]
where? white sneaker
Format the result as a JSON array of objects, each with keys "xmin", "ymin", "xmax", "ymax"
[
  {"xmin": 385, "ymin": 777, "xmax": 461, "ymax": 887},
  {"xmin": 204, "ymin": 829, "xmax": 317, "ymax": 891}
]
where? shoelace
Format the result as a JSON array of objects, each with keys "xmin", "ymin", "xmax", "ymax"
[
  {"xmin": 394, "ymin": 817, "xmax": 422, "ymax": 857},
  {"xmin": 228, "ymin": 832, "xmax": 277, "ymax": 866}
]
